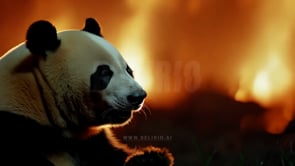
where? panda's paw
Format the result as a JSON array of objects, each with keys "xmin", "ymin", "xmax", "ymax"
[{"xmin": 125, "ymin": 146, "xmax": 174, "ymax": 166}]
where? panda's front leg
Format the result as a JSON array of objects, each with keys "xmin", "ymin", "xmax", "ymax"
[
  {"xmin": 78, "ymin": 129, "xmax": 174, "ymax": 166},
  {"xmin": 124, "ymin": 146, "xmax": 174, "ymax": 166}
]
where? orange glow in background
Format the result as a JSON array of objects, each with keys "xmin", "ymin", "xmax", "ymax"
[
  {"xmin": 117, "ymin": 0, "xmax": 156, "ymax": 95},
  {"xmin": 234, "ymin": 0, "xmax": 295, "ymax": 133},
  {"xmin": 1, "ymin": 0, "xmax": 295, "ymax": 134}
]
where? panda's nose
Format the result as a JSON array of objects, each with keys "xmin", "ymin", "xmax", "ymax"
[{"xmin": 127, "ymin": 90, "xmax": 147, "ymax": 107}]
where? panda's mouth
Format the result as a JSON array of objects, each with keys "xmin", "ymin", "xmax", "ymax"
[
  {"xmin": 99, "ymin": 99, "xmax": 145, "ymax": 124},
  {"xmin": 100, "ymin": 108, "xmax": 133, "ymax": 124},
  {"xmin": 89, "ymin": 93, "xmax": 143, "ymax": 125},
  {"xmin": 114, "ymin": 110, "xmax": 132, "ymax": 122}
]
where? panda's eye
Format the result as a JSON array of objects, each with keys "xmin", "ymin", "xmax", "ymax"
[
  {"xmin": 99, "ymin": 66, "xmax": 112, "ymax": 76},
  {"xmin": 90, "ymin": 65, "xmax": 113, "ymax": 90},
  {"xmin": 126, "ymin": 65, "xmax": 134, "ymax": 77}
]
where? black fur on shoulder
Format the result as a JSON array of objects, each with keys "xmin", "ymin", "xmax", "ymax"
[
  {"xmin": 0, "ymin": 111, "xmax": 128, "ymax": 165},
  {"xmin": 26, "ymin": 20, "xmax": 61, "ymax": 57},
  {"xmin": 0, "ymin": 111, "xmax": 64, "ymax": 165},
  {"xmin": 82, "ymin": 18, "xmax": 103, "ymax": 37}
]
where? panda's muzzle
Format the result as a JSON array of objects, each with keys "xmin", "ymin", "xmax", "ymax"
[{"xmin": 127, "ymin": 89, "xmax": 147, "ymax": 109}]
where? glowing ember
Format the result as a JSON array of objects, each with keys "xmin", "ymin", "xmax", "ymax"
[
  {"xmin": 251, "ymin": 54, "xmax": 292, "ymax": 105},
  {"xmin": 235, "ymin": 54, "xmax": 292, "ymax": 102},
  {"xmin": 252, "ymin": 71, "xmax": 270, "ymax": 101},
  {"xmin": 235, "ymin": 53, "xmax": 294, "ymax": 134}
]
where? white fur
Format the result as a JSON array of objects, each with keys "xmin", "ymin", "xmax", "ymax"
[
  {"xmin": 0, "ymin": 30, "xmax": 144, "ymax": 128},
  {"xmin": 0, "ymin": 44, "xmax": 52, "ymax": 125},
  {"xmin": 0, "ymin": 22, "xmax": 169, "ymax": 166}
]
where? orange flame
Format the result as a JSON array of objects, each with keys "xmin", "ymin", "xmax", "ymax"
[
  {"xmin": 117, "ymin": 0, "xmax": 158, "ymax": 96},
  {"xmin": 116, "ymin": 0, "xmax": 202, "ymax": 107},
  {"xmin": 236, "ymin": 54, "xmax": 292, "ymax": 106},
  {"xmin": 236, "ymin": 54, "xmax": 293, "ymax": 133},
  {"xmin": 235, "ymin": 0, "xmax": 295, "ymax": 134},
  {"xmin": 252, "ymin": 55, "xmax": 292, "ymax": 104}
]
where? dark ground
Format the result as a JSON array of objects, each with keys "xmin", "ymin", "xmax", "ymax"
[{"xmin": 114, "ymin": 90, "xmax": 295, "ymax": 166}]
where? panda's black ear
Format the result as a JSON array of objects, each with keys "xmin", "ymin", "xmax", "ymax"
[
  {"xmin": 82, "ymin": 18, "xmax": 103, "ymax": 37},
  {"xmin": 26, "ymin": 20, "xmax": 61, "ymax": 56}
]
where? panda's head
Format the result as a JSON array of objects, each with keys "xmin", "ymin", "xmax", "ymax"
[{"xmin": 25, "ymin": 18, "xmax": 147, "ymax": 127}]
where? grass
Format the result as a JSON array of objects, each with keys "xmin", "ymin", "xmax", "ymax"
[
  {"xmin": 181, "ymin": 136, "xmax": 295, "ymax": 166},
  {"xmin": 191, "ymin": 147, "xmax": 295, "ymax": 166}
]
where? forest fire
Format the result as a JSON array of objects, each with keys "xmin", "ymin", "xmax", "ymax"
[
  {"xmin": 234, "ymin": 0, "xmax": 295, "ymax": 134},
  {"xmin": 117, "ymin": 0, "xmax": 155, "ymax": 96},
  {"xmin": 235, "ymin": 53, "xmax": 294, "ymax": 134},
  {"xmin": 1, "ymin": 0, "xmax": 295, "ymax": 135},
  {"xmin": 251, "ymin": 55, "xmax": 291, "ymax": 105},
  {"xmin": 3, "ymin": 0, "xmax": 295, "ymax": 165}
]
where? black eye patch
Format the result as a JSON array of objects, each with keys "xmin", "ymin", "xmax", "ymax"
[
  {"xmin": 90, "ymin": 65, "xmax": 113, "ymax": 91},
  {"xmin": 126, "ymin": 65, "xmax": 134, "ymax": 78}
]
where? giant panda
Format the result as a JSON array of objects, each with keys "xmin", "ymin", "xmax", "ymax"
[{"xmin": 0, "ymin": 18, "xmax": 174, "ymax": 166}]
